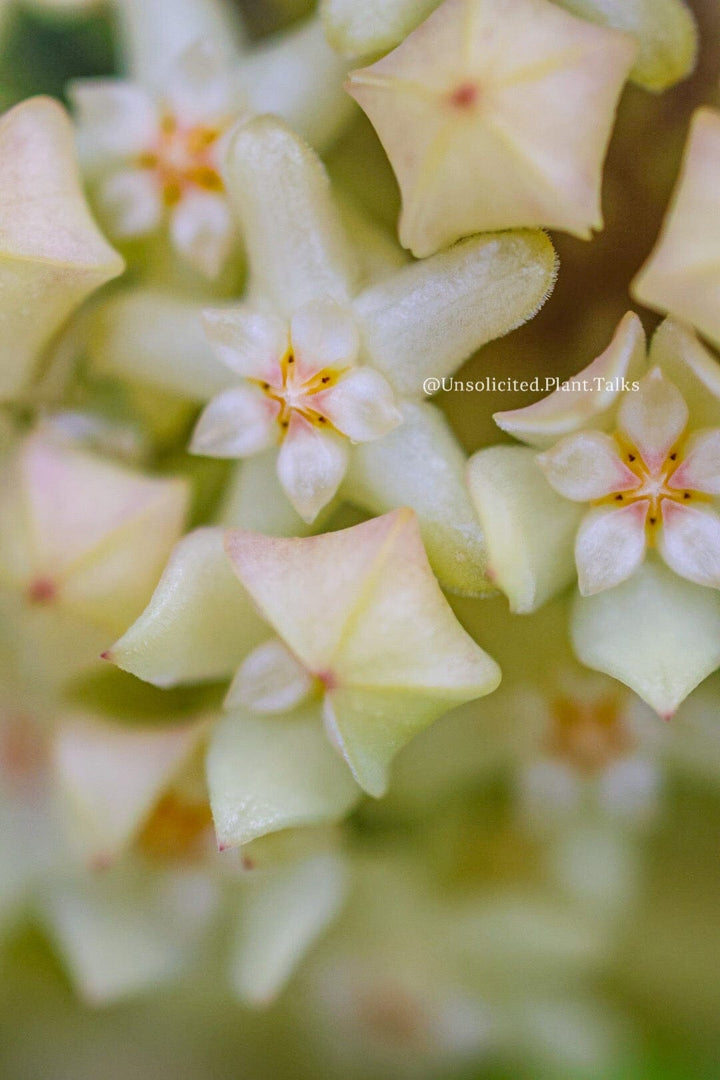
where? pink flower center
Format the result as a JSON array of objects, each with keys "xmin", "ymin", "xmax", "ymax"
[
  {"xmin": 137, "ymin": 114, "xmax": 224, "ymax": 206},
  {"xmin": 601, "ymin": 436, "xmax": 703, "ymax": 537},
  {"xmin": 256, "ymin": 351, "xmax": 347, "ymax": 437}
]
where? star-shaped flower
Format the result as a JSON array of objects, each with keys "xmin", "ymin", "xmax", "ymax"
[
  {"xmin": 346, "ymin": 0, "xmax": 637, "ymax": 256},
  {"xmin": 467, "ymin": 314, "xmax": 720, "ymax": 715}
]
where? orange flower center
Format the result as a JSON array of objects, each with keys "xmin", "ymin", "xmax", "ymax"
[
  {"xmin": 138, "ymin": 114, "xmax": 224, "ymax": 206},
  {"xmin": 547, "ymin": 694, "xmax": 633, "ymax": 775}
]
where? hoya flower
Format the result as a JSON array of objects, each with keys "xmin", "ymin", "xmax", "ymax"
[
  {"xmin": 0, "ymin": 97, "xmax": 123, "ymax": 403},
  {"xmin": 324, "ymin": 0, "xmax": 696, "ymax": 94},
  {"xmin": 107, "ymin": 510, "xmax": 501, "ymax": 845},
  {"xmin": 187, "ymin": 115, "xmax": 556, "ymax": 592},
  {"xmin": 633, "ymin": 107, "xmax": 720, "ymax": 351},
  {"xmin": 69, "ymin": 4, "xmax": 352, "ymax": 279},
  {"xmin": 346, "ymin": 0, "xmax": 637, "ymax": 256},
  {"xmin": 0, "ymin": 429, "xmax": 188, "ymax": 693},
  {"xmin": 468, "ymin": 313, "xmax": 720, "ymax": 715}
]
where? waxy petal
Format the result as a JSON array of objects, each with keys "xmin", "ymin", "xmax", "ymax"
[
  {"xmin": 223, "ymin": 117, "xmax": 358, "ymax": 317},
  {"xmin": 290, "ymin": 297, "xmax": 360, "ymax": 379},
  {"xmin": 276, "ymin": 414, "xmax": 349, "ymax": 523},
  {"xmin": 163, "ymin": 39, "xmax": 239, "ymax": 124},
  {"xmin": 353, "ymin": 231, "xmax": 557, "ymax": 399},
  {"xmin": 669, "ymin": 429, "xmax": 720, "ymax": 495},
  {"xmin": 206, "ymin": 703, "xmax": 360, "ymax": 849},
  {"xmin": 322, "ymin": 0, "xmax": 440, "ymax": 57},
  {"xmin": 69, "ymin": 79, "xmax": 158, "ymax": 168},
  {"xmin": 342, "ymin": 403, "xmax": 490, "ymax": 595},
  {"xmin": 224, "ymin": 638, "xmax": 315, "ymax": 713},
  {"xmin": 0, "ymin": 98, "xmax": 124, "ymax": 402},
  {"xmin": 495, "ymin": 312, "xmax": 647, "ymax": 448},
  {"xmin": 467, "ymin": 446, "xmax": 582, "ymax": 613},
  {"xmin": 313, "ymin": 368, "xmax": 401, "ymax": 443},
  {"xmin": 169, "ymin": 190, "xmax": 234, "ymax": 279},
  {"xmin": 617, "ymin": 367, "xmax": 688, "ymax": 473},
  {"xmin": 190, "ymin": 385, "xmax": 279, "ymax": 459},
  {"xmin": 575, "ymin": 502, "xmax": 648, "ymax": 596},
  {"xmin": 571, "ymin": 556, "xmax": 720, "ymax": 715},
  {"xmin": 108, "ymin": 528, "xmax": 267, "ymax": 687},
  {"xmin": 220, "ymin": 451, "xmax": 324, "ymax": 538},
  {"xmin": 347, "ymin": 0, "xmax": 636, "ymax": 255},
  {"xmin": 202, "ymin": 306, "xmax": 287, "ymax": 386},
  {"xmin": 537, "ymin": 431, "xmax": 639, "ymax": 502},
  {"xmin": 659, "ymin": 501, "xmax": 720, "ymax": 589},
  {"xmin": 633, "ymin": 109, "xmax": 720, "ymax": 350},
  {"xmin": 97, "ymin": 167, "xmax": 164, "ymax": 238},
  {"xmin": 650, "ymin": 319, "xmax": 720, "ymax": 428}
]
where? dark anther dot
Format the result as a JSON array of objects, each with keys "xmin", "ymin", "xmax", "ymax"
[
  {"xmin": 262, "ymin": 382, "xmax": 270, "ymax": 390},
  {"xmin": 628, "ymin": 454, "xmax": 636, "ymax": 462},
  {"xmin": 281, "ymin": 420, "xmax": 289, "ymax": 428},
  {"xmin": 649, "ymin": 517, "xmax": 657, "ymax": 525},
  {"xmin": 317, "ymin": 416, "xmax": 326, "ymax": 424},
  {"xmin": 449, "ymin": 82, "xmax": 478, "ymax": 108},
  {"xmin": 321, "ymin": 376, "xmax": 330, "ymax": 384},
  {"xmin": 614, "ymin": 494, "xmax": 624, "ymax": 501},
  {"xmin": 287, "ymin": 356, "xmax": 295, "ymax": 364},
  {"xmin": 683, "ymin": 492, "xmax": 691, "ymax": 499},
  {"xmin": 670, "ymin": 452, "xmax": 677, "ymax": 461}
]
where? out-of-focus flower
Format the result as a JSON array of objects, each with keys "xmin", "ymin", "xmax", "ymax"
[
  {"xmin": 0, "ymin": 97, "xmax": 123, "ymax": 404},
  {"xmin": 468, "ymin": 313, "xmax": 720, "ymax": 715},
  {"xmin": 346, "ymin": 0, "xmax": 637, "ymax": 255}
]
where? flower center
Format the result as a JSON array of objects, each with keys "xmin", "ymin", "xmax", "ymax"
[
  {"xmin": 137, "ymin": 791, "xmax": 214, "ymax": 863},
  {"xmin": 137, "ymin": 114, "xmax": 224, "ymax": 206},
  {"xmin": 601, "ymin": 436, "xmax": 701, "ymax": 536},
  {"xmin": 257, "ymin": 350, "xmax": 346, "ymax": 436},
  {"xmin": 546, "ymin": 694, "xmax": 633, "ymax": 775}
]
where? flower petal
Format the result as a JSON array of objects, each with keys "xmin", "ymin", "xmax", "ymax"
[
  {"xmin": 224, "ymin": 638, "xmax": 314, "ymax": 713},
  {"xmin": 290, "ymin": 297, "xmax": 360, "ymax": 379},
  {"xmin": 69, "ymin": 79, "xmax": 158, "ymax": 169},
  {"xmin": 97, "ymin": 167, "xmax": 164, "ymax": 238},
  {"xmin": 206, "ymin": 703, "xmax": 360, "ymax": 849},
  {"xmin": 322, "ymin": 0, "xmax": 439, "ymax": 57},
  {"xmin": 222, "ymin": 116, "xmax": 358, "ymax": 317},
  {"xmin": 312, "ymin": 367, "xmax": 401, "ymax": 443},
  {"xmin": 169, "ymin": 190, "xmax": 234, "ymax": 278},
  {"xmin": 467, "ymin": 445, "xmax": 582, "ymax": 613},
  {"xmin": 537, "ymin": 431, "xmax": 639, "ymax": 502},
  {"xmin": 276, "ymin": 414, "xmax": 349, "ymax": 522},
  {"xmin": 575, "ymin": 503, "xmax": 648, "ymax": 596},
  {"xmin": 163, "ymin": 39, "xmax": 238, "ymax": 124},
  {"xmin": 494, "ymin": 312, "xmax": 647, "ymax": 448},
  {"xmin": 571, "ymin": 555, "xmax": 720, "ymax": 715},
  {"xmin": 220, "ymin": 452, "xmax": 324, "ymax": 537},
  {"xmin": 353, "ymin": 230, "xmax": 557, "ymax": 399},
  {"xmin": 668, "ymin": 428, "xmax": 720, "ymax": 494},
  {"xmin": 190, "ymin": 385, "xmax": 278, "ymax": 459},
  {"xmin": 650, "ymin": 318, "xmax": 720, "ymax": 427},
  {"xmin": 659, "ymin": 501, "xmax": 720, "ymax": 588},
  {"xmin": 107, "ymin": 527, "xmax": 267, "ymax": 687},
  {"xmin": 202, "ymin": 306, "xmax": 286, "ymax": 386},
  {"xmin": 617, "ymin": 367, "xmax": 688, "ymax": 472}
]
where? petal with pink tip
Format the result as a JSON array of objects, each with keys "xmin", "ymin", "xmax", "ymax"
[
  {"xmin": 617, "ymin": 367, "xmax": 688, "ymax": 472},
  {"xmin": 311, "ymin": 367, "xmax": 401, "ymax": 443},
  {"xmin": 537, "ymin": 431, "xmax": 639, "ymax": 502},
  {"xmin": 190, "ymin": 385, "xmax": 279, "ymax": 459},
  {"xmin": 202, "ymin": 306, "xmax": 286, "ymax": 386},
  {"xmin": 668, "ymin": 429, "xmax": 720, "ymax": 495},
  {"xmin": 575, "ymin": 502, "xmax": 648, "ymax": 596},
  {"xmin": 659, "ymin": 501, "xmax": 720, "ymax": 588},
  {"xmin": 494, "ymin": 312, "xmax": 647, "ymax": 448},
  {"xmin": 289, "ymin": 297, "xmax": 359, "ymax": 380},
  {"xmin": 276, "ymin": 413, "xmax": 349, "ymax": 522}
]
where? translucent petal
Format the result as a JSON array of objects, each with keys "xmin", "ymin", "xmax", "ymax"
[
  {"xmin": 224, "ymin": 638, "xmax": 314, "ymax": 713},
  {"xmin": 97, "ymin": 167, "xmax": 164, "ymax": 238},
  {"xmin": 290, "ymin": 297, "xmax": 360, "ymax": 379},
  {"xmin": 537, "ymin": 431, "xmax": 639, "ymax": 502},
  {"xmin": 108, "ymin": 527, "xmax": 267, "ymax": 687},
  {"xmin": 276, "ymin": 414, "xmax": 349, "ymax": 522},
  {"xmin": 222, "ymin": 116, "xmax": 358, "ymax": 317},
  {"xmin": 206, "ymin": 703, "xmax": 360, "ymax": 848},
  {"xmin": 659, "ymin": 501, "xmax": 720, "ymax": 588},
  {"xmin": 650, "ymin": 319, "xmax": 720, "ymax": 427},
  {"xmin": 353, "ymin": 230, "xmax": 557, "ymax": 398},
  {"xmin": 169, "ymin": 190, "xmax": 234, "ymax": 279},
  {"xmin": 571, "ymin": 555, "xmax": 720, "ymax": 715},
  {"xmin": 69, "ymin": 79, "xmax": 157, "ymax": 168},
  {"xmin": 617, "ymin": 367, "xmax": 688, "ymax": 472},
  {"xmin": 668, "ymin": 428, "xmax": 720, "ymax": 495},
  {"xmin": 202, "ymin": 306, "xmax": 287, "ymax": 386},
  {"xmin": 311, "ymin": 367, "xmax": 401, "ymax": 443},
  {"xmin": 467, "ymin": 445, "xmax": 582, "ymax": 613},
  {"xmin": 495, "ymin": 312, "xmax": 647, "ymax": 448},
  {"xmin": 575, "ymin": 503, "xmax": 648, "ymax": 596},
  {"xmin": 190, "ymin": 385, "xmax": 278, "ymax": 459}
]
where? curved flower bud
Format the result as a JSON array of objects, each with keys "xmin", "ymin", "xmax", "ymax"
[
  {"xmin": 0, "ymin": 97, "xmax": 123, "ymax": 402},
  {"xmin": 346, "ymin": 0, "xmax": 637, "ymax": 255}
]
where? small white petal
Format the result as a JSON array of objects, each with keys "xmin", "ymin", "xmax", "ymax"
[
  {"xmin": 597, "ymin": 757, "xmax": 660, "ymax": 821},
  {"xmin": 311, "ymin": 368, "xmax": 401, "ymax": 443},
  {"xmin": 537, "ymin": 431, "xmax": 639, "ymax": 502},
  {"xmin": 224, "ymin": 638, "xmax": 314, "ymax": 714},
  {"xmin": 659, "ymin": 501, "xmax": 720, "ymax": 588},
  {"xmin": 97, "ymin": 168, "xmax": 163, "ymax": 237},
  {"xmin": 276, "ymin": 414, "xmax": 349, "ymax": 522},
  {"xmin": 617, "ymin": 367, "xmax": 689, "ymax": 472},
  {"xmin": 290, "ymin": 297, "xmax": 360, "ymax": 379},
  {"xmin": 190, "ymin": 385, "xmax": 278, "ymax": 458},
  {"xmin": 202, "ymin": 307, "xmax": 287, "ymax": 385},
  {"xmin": 170, "ymin": 190, "xmax": 234, "ymax": 278},
  {"xmin": 575, "ymin": 502, "xmax": 648, "ymax": 596},
  {"xmin": 163, "ymin": 39, "xmax": 238, "ymax": 124},
  {"xmin": 69, "ymin": 80, "xmax": 158, "ymax": 166},
  {"xmin": 668, "ymin": 428, "xmax": 720, "ymax": 495}
]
